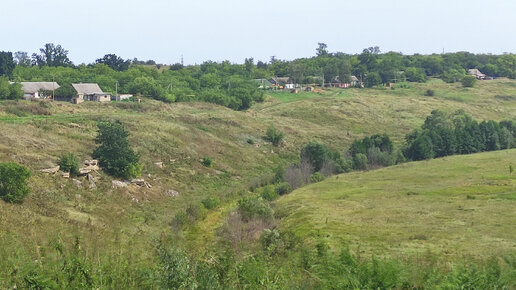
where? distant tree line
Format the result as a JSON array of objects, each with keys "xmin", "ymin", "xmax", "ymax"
[{"xmin": 3, "ymin": 43, "xmax": 516, "ymax": 108}]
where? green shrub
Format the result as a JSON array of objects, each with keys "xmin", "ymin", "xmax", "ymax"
[
  {"xmin": 237, "ymin": 195, "xmax": 274, "ymax": 221},
  {"xmin": 275, "ymin": 182, "xmax": 292, "ymax": 195},
  {"xmin": 201, "ymin": 197, "xmax": 220, "ymax": 210},
  {"xmin": 186, "ymin": 204, "xmax": 207, "ymax": 222},
  {"xmin": 461, "ymin": 75, "xmax": 477, "ymax": 87},
  {"xmin": 353, "ymin": 153, "xmax": 368, "ymax": 170},
  {"xmin": 92, "ymin": 121, "xmax": 141, "ymax": 179},
  {"xmin": 0, "ymin": 162, "xmax": 31, "ymax": 203},
  {"xmin": 58, "ymin": 153, "xmax": 80, "ymax": 176},
  {"xmin": 261, "ymin": 185, "xmax": 279, "ymax": 201},
  {"xmin": 247, "ymin": 138, "xmax": 255, "ymax": 145},
  {"xmin": 273, "ymin": 165, "xmax": 285, "ymax": 183},
  {"xmin": 265, "ymin": 126, "xmax": 284, "ymax": 146},
  {"xmin": 425, "ymin": 89, "xmax": 435, "ymax": 96},
  {"xmin": 310, "ymin": 172, "xmax": 325, "ymax": 183},
  {"xmin": 201, "ymin": 156, "xmax": 212, "ymax": 167}
]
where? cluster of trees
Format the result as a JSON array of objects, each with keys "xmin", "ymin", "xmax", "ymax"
[
  {"xmin": 3, "ymin": 43, "xmax": 516, "ymax": 109},
  {"xmin": 404, "ymin": 110, "xmax": 515, "ymax": 161},
  {"xmin": 348, "ymin": 134, "xmax": 404, "ymax": 169}
]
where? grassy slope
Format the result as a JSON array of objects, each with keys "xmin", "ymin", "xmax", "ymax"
[
  {"xmin": 276, "ymin": 149, "xmax": 516, "ymax": 261},
  {"xmin": 0, "ymin": 79, "xmax": 515, "ymax": 278}
]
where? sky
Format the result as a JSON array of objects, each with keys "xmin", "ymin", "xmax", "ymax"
[{"xmin": 1, "ymin": 0, "xmax": 516, "ymax": 65}]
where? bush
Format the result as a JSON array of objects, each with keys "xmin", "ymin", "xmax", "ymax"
[
  {"xmin": 353, "ymin": 153, "xmax": 368, "ymax": 170},
  {"xmin": 186, "ymin": 204, "xmax": 207, "ymax": 222},
  {"xmin": 265, "ymin": 126, "xmax": 284, "ymax": 146},
  {"xmin": 425, "ymin": 89, "xmax": 435, "ymax": 96},
  {"xmin": 275, "ymin": 182, "xmax": 292, "ymax": 195},
  {"xmin": 310, "ymin": 172, "xmax": 325, "ymax": 183},
  {"xmin": 461, "ymin": 75, "xmax": 477, "ymax": 87},
  {"xmin": 201, "ymin": 197, "xmax": 220, "ymax": 210},
  {"xmin": 201, "ymin": 156, "xmax": 212, "ymax": 167},
  {"xmin": 273, "ymin": 165, "xmax": 285, "ymax": 183},
  {"xmin": 58, "ymin": 153, "xmax": 80, "ymax": 176},
  {"xmin": 92, "ymin": 121, "xmax": 141, "ymax": 179},
  {"xmin": 0, "ymin": 162, "xmax": 31, "ymax": 203},
  {"xmin": 260, "ymin": 185, "xmax": 279, "ymax": 201},
  {"xmin": 237, "ymin": 195, "xmax": 274, "ymax": 221}
]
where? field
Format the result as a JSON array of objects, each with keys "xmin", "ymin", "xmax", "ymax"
[
  {"xmin": 0, "ymin": 78, "xmax": 515, "ymax": 287},
  {"xmin": 276, "ymin": 149, "xmax": 516, "ymax": 261}
]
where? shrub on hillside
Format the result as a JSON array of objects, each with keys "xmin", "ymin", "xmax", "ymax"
[
  {"xmin": 265, "ymin": 126, "xmax": 284, "ymax": 147},
  {"xmin": 310, "ymin": 172, "xmax": 325, "ymax": 183},
  {"xmin": 260, "ymin": 185, "xmax": 279, "ymax": 201},
  {"xmin": 237, "ymin": 196, "xmax": 274, "ymax": 221},
  {"xmin": 201, "ymin": 197, "xmax": 220, "ymax": 210},
  {"xmin": 275, "ymin": 182, "xmax": 292, "ymax": 195},
  {"xmin": 201, "ymin": 156, "xmax": 212, "ymax": 167},
  {"xmin": 425, "ymin": 89, "xmax": 435, "ymax": 96},
  {"xmin": 353, "ymin": 153, "xmax": 368, "ymax": 170},
  {"xmin": 0, "ymin": 162, "xmax": 31, "ymax": 203},
  {"xmin": 186, "ymin": 204, "xmax": 207, "ymax": 222},
  {"xmin": 58, "ymin": 153, "xmax": 80, "ymax": 176},
  {"xmin": 92, "ymin": 121, "xmax": 141, "ymax": 179},
  {"xmin": 461, "ymin": 75, "xmax": 477, "ymax": 87}
]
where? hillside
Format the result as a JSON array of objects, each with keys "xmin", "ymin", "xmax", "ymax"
[
  {"xmin": 0, "ymin": 79, "xmax": 515, "ymax": 287},
  {"xmin": 276, "ymin": 149, "xmax": 516, "ymax": 260}
]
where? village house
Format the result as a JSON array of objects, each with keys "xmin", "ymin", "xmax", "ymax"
[
  {"xmin": 468, "ymin": 69, "xmax": 486, "ymax": 80},
  {"xmin": 71, "ymin": 83, "xmax": 111, "ymax": 104},
  {"xmin": 269, "ymin": 77, "xmax": 295, "ymax": 89},
  {"xmin": 253, "ymin": 78, "xmax": 273, "ymax": 89},
  {"xmin": 18, "ymin": 82, "xmax": 60, "ymax": 100}
]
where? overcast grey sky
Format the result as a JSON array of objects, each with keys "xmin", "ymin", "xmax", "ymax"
[{"xmin": 1, "ymin": 0, "xmax": 515, "ymax": 65}]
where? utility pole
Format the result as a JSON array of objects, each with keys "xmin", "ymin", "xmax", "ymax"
[{"xmin": 181, "ymin": 55, "xmax": 184, "ymax": 66}]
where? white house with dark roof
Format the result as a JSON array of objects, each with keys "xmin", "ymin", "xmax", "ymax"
[
  {"xmin": 468, "ymin": 69, "xmax": 486, "ymax": 80},
  {"xmin": 71, "ymin": 83, "xmax": 111, "ymax": 104},
  {"xmin": 19, "ymin": 82, "xmax": 60, "ymax": 99}
]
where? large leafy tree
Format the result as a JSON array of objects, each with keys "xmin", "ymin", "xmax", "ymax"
[
  {"xmin": 32, "ymin": 43, "xmax": 73, "ymax": 67},
  {"xmin": 0, "ymin": 51, "xmax": 15, "ymax": 77},
  {"xmin": 95, "ymin": 54, "xmax": 131, "ymax": 71},
  {"xmin": 92, "ymin": 121, "xmax": 141, "ymax": 179}
]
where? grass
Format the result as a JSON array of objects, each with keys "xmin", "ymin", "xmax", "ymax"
[
  {"xmin": 0, "ymin": 79, "xmax": 515, "ymax": 287},
  {"xmin": 276, "ymin": 149, "xmax": 516, "ymax": 261}
]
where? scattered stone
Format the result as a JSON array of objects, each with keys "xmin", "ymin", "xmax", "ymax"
[
  {"xmin": 78, "ymin": 168, "xmax": 92, "ymax": 176},
  {"xmin": 72, "ymin": 179, "xmax": 82, "ymax": 188},
  {"xmin": 40, "ymin": 166, "xmax": 60, "ymax": 175},
  {"xmin": 61, "ymin": 172, "xmax": 70, "ymax": 178},
  {"xmin": 87, "ymin": 174, "xmax": 96, "ymax": 189},
  {"xmin": 112, "ymin": 180, "xmax": 128, "ymax": 188},
  {"xmin": 215, "ymin": 170, "xmax": 224, "ymax": 175},
  {"xmin": 68, "ymin": 123, "xmax": 81, "ymax": 128},
  {"xmin": 144, "ymin": 181, "xmax": 152, "ymax": 188},
  {"xmin": 132, "ymin": 197, "xmax": 139, "ymax": 203},
  {"xmin": 154, "ymin": 162, "xmax": 163, "ymax": 168},
  {"xmin": 131, "ymin": 179, "xmax": 145, "ymax": 185},
  {"xmin": 82, "ymin": 160, "xmax": 100, "ymax": 171},
  {"xmin": 166, "ymin": 190, "xmax": 179, "ymax": 197}
]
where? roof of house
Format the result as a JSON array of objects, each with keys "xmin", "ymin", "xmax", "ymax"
[
  {"xmin": 269, "ymin": 77, "xmax": 291, "ymax": 84},
  {"xmin": 468, "ymin": 69, "xmax": 485, "ymax": 76},
  {"xmin": 20, "ymin": 82, "xmax": 60, "ymax": 93},
  {"xmin": 351, "ymin": 76, "xmax": 359, "ymax": 82},
  {"xmin": 72, "ymin": 83, "xmax": 105, "ymax": 95}
]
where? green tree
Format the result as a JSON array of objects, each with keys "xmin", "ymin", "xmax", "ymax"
[
  {"xmin": 461, "ymin": 75, "xmax": 477, "ymax": 87},
  {"xmin": 32, "ymin": 43, "xmax": 73, "ymax": 67},
  {"xmin": 95, "ymin": 54, "xmax": 130, "ymax": 71},
  {"xmin": 0, "ymin": 162, "xmax": 31, "ymax": 203},
  {"xmin": 92, "ymin": 121, "xmax": 141, "ymax": 179},
  {"xmin": 316, "ymin": 43, "xmax": 328, "ymax": 57},
  {"xmin": 0, "ymin": 51, "xmax": 15, "ymax": 77},
  {"xmin": 365, "ymin": 72, "xmax": 382, "ymax": 87}
]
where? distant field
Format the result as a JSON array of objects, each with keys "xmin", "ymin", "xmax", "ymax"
[{"xmin": 276, "ymin": 149, "xmax": 516, "ymax": 261}]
